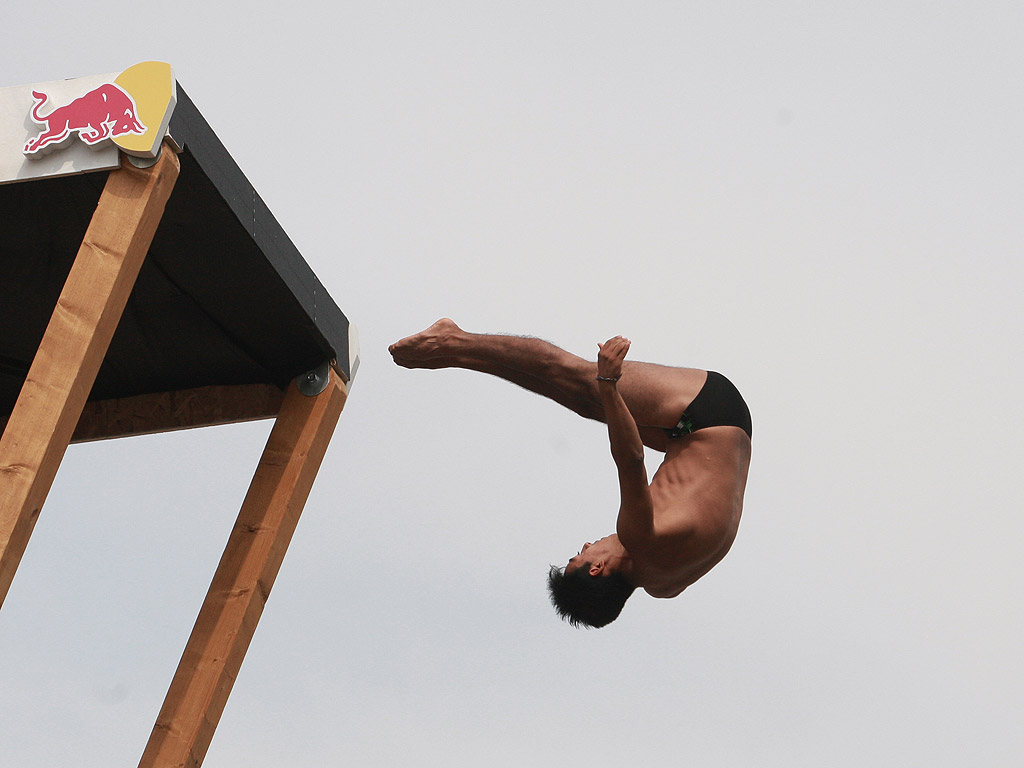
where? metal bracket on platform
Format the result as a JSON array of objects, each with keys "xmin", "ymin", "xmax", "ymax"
[
  {"xmin": 296, "ymin": 362, "xmax": 331, "ymax": 397},
  {"xmin": 126, "ymin": 137, "xmax": 180, "ymax": 169},
  {"xmin": 126, "ymin": 150, "xmax": 161, "ymax": 169}
]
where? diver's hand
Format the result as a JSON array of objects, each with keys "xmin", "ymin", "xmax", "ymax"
[{"xmin": 597, "ymin": 336, "xmax": 630, "ymax": 381}]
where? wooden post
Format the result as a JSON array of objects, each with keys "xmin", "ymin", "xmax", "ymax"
[
  {"xmin": 139, "ymin": 369, "xmax": 348, "ymax": 768},
  {"xmin": 0, "ymin": 146, "xmax": 179, "ymax": 609}
]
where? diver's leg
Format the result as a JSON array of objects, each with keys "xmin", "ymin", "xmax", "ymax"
[{"xmin": 389, "ymin": 319, "xmax": 706, "ymax": 429}]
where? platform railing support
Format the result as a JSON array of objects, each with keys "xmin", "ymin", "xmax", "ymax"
[
  {"xmin": 139, "ymin": 368, "xmax": 348, "ymax": 768},
  {"xmin": 0, "ymin": 146, "xmax": 179, "ymax": 609}
]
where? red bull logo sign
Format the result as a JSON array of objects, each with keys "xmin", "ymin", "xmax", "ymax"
[
  {"xmin": 1, "ymin": 62, "xmax": 176, "ymax": 185},
  {"xmin": 24, "ymin": 84, "xmax": 147, "ymax": 155}
]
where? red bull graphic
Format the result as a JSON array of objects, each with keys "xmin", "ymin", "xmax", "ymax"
[
  {"xmin": 24, "ymin": 83, "xmax": 147, "ymax": 156},
  {"xmin": 2, "ymin": 62, "xmax": 175, "ymax": 184}
]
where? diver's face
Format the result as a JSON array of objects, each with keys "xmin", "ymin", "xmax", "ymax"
[{"xmin": 565, "ymin": 535, "xmax": 616, "ymax": 574}]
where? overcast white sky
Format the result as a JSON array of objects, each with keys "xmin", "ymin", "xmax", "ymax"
[{"xmin": 1, "ymin": 2, "xmax": 1022, "ymax": 766}]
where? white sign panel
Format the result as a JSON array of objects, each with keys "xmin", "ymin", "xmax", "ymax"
[
  {"xmin": 1, "ymin": 63, "xmax": 176, "ymax": 186},
  {"xmin": 0, "ymin": 73, "xmax": 122, "ymax": 185}
]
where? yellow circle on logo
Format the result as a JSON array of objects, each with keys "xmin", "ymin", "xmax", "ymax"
[{"xmin": 113, "ymin": 61, "xmax": 176, "ymax": 157}]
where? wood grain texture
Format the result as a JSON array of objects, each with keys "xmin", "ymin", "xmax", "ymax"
[
  {"xmin": 139, "ymin": 370, "xmax": 348, "ymax": 768},
  {"xmin": 71, "ymin": 384, "xmax": 284, "ymax": 443},
  {"xmin": 0, "ymin": 145, "xmax": 179, "ymax": 608}
]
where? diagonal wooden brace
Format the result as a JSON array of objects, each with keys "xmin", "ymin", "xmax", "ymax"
[
  {"xmin": 139, "ymin": 368, "xmax": 348, "ymax": 768},
  {"xmin": 0, "ymin": 146, "xmax": 180, "ymax": 609}
]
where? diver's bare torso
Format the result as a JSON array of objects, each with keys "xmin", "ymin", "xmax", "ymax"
[{"xmin": 632, "ymin": 426, "xmax": 751, "ymax": 598}]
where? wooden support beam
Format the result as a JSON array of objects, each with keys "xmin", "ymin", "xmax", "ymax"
[
  {"xmin": 71, "ymin": 383, "xmax": 285, "ymax": 443},
  {"xmin": 2, "ymin": 384, "xmax": 284, "ymax": 444},
  {"xmin": 0, "ymin": 146, "xmax": 179, "ymax": 609},
  {"xmin": 139, "ymin": 369, "xmax": 348, "ymax": 768}
]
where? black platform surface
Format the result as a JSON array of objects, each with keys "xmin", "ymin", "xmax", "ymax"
[{"xmin": 0, "ymin": 85, "xmax": 353, "ymax": 419}]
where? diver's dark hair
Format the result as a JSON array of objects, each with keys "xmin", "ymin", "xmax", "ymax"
[{"xmin": 547, "ymin": 564, "xmax": 636, "ymax": 629}]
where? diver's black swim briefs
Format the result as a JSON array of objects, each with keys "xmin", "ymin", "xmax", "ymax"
[{"xmin": 664, "ymin": 371, "xmax": 752, "ymax": 439}]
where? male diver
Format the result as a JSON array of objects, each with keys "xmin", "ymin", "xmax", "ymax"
[{"xmin": 389, "ymin": 319, "xmax": 752, "ymax": 628}]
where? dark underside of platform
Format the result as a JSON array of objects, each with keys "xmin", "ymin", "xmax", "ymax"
[{"xmin": 0, "ymin": 86, "xmax": 351, "ymax": 420}]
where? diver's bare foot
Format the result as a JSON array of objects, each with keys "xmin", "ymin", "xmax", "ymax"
[{"xmin": 389, "ymin": 318, "xmax": 463, "ymax": 368}]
